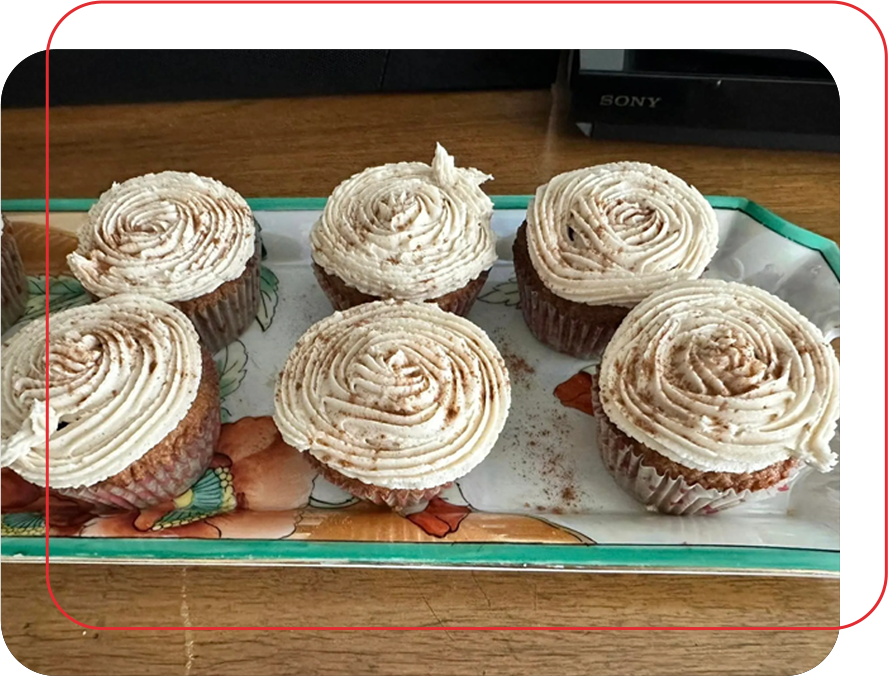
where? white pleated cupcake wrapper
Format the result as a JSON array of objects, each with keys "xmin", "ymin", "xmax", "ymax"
[
  {"xmin": 436, "ymin": 273, "xmax": 488, "ymax": 317},
  {"xmin": 312, "ymin": 264, "xmax": 373, "ymax": 312},
  {"xmin": 516, "ymin": 277, "xmax": 617, "ymax": 360},
  {"xmin": 182, "ymin": 259, "xmax": 261, "ymax": 355},
  {"xmin": 57, "ymin": 408, "xmax": 220, "ymax": 511},
  {"xmin": 313, "ymin": 263, "xmax": 487, "ymax": 318},
  {"xmin": 307, "ymin": 454, "xmax": 449, "ymax": 511},
  {"xmin": 596, "ymin": 415, "xmax": 799, "ymax": 516},
  {"xmin": 1, "ymin": 233, "xmax": 28, "ymax": 334}
]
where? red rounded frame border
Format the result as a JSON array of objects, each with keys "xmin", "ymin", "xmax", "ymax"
[{"xmin": 17, "ymin": 5, "xmax": 888, "ymax": 676}]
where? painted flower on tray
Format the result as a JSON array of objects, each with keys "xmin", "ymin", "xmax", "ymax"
[
  {"xmin": 0, "ymin": 506, "xmax": 96, "ymax": 538},
  {"xmin": 554, "ymin": 368, "xmax": 597, "ymax": 417},
  {"xmin": 215, "ymin": 340, "xmax": 249, "ymax": 422},
  {"xmin": 477, "ymin": 277, "xmax": 520, "ymax": 307},
  {"xmin": 287, "ymin": 498, "xmax": 593, "ymax": 544},
  {"xmin": 1, "ymin": 512, "xmax": 46, "ymax": 537},
  {"xmin": 285, "ymin": 482, "xmax": 593, "ymax": 544},
  {"xmin": 79, "ymin": 507, "xmax": 306, "ymax": 540},
  {"xmin": 405, "ymin": 497, "xmax": 472, "ymax": 538},
  {"xmin": 2, "ymin": 417, "xmax": 591, "ymax": 545},
  {"xmin": 216, "ymin": 416, "xmax": 316, "ymax": 511},
  {"xmin": 1, "ymin": 469, "xmax": 96, "ymax": 536},
  {"xmin": 76, "ymin": 417, "xmax": 317, "ymax": 539},
  {"xmin": 255, "ymin": 217, "xmax": 267, "ymax": 260},
  {"xmin": 1, "ymin": 468, "xmax": 44, "ymax": 511},
  {"xmin": 256, "ymin": 265, "xmax": 280, "ymax": 331},
  {"xmin": 19, "ymin": 274, "xmax": 91, "ymax": 324}
]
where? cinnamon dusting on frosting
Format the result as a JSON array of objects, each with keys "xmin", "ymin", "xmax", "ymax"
[
  {"xmin": 68, "ymin": 171, "xmax": 255, "ymax": 302},
  {"xmin": 0, "ymin": 294, "xmax": 203, "ymax": 488},
  {"xmin": 527, "ymin": 162, "xmax": 718, "ymax": 306},
  {"xmin": 273, "ymin": 300, "xmax": 511, "ymax": 490},
  {"xmin": 310, "ymin": 144, "xmax": 496, "ymax": 301},
  {"xmin": 599, "ymin": 279, "xmax": 840, "ymax": 474}
]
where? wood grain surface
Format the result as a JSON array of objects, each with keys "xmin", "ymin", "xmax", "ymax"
[
  {"xmin": 3, "ymin": 88, "xmax": 839, "ymax": 244},
  {"xmin": 1, "ymin": 86, "xmax": 840, "ymax": 676},
  {"xmin": 3, "ymin": 564, "xmax": 839, "ymax": 676}
]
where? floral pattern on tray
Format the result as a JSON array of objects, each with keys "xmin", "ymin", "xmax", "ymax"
[
  {"xmin": 13, "ymin": 268, "xmax": 280, "ymax": 334},
  {"xmin": 1, "ymin": 417, "xmax": 591, "ymax": 544},
  {"xmin": 0, "ymin": 206, "xmax": 841, "ymax": 556},
  {"xmin": 477, "ymin": 276, "xmax": 520, "ymax": 308},
  {"xmin": 1, "ymin": 262, "xmax": 588, "ymax": 545},
  {"xmin": 20, "ymin": 275, "xmax": 91, "ymax": 322}
]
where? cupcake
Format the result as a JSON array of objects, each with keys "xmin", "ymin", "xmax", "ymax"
[
  {"xmin": 310, "ymin": 144, "xmax": 496, "ymax": 316},
  {"xmin": 273, "ymin": 299, "xmax": 511, "ymax": 509},
  {"xmin": 1, "ymin": 215, "xmax": 29, "ymax": 334},
  {"xmin": 593, "ymin": 279, "xmax": 840, "ymax": 515},
  {"xmin": 0, "ymin": 294, "xmax": 220, "ymax": 510},
  {"xmin": 514, "ymin": 161, "xmax": 719, "ymax": 359},
  {"xmin": 67, "ymin": 171, "xmax": 260, "ymax": 354}
]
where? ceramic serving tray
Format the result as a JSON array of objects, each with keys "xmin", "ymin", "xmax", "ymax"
[{"xmin": 0, "ymin": 196, "xmax": 840, "ymax": 577}]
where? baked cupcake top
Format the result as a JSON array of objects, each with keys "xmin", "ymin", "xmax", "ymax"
[
  {"xmin": 67, "ymin": 171, "xmax": 256, "ymax": 302},
  {"xmin": 273, "ymin": 300, "xmax": 511, "ymax": 490},
  {"xmin": 310, "ymin": 144, "xmax": 497, "ymax": 301},
  {"xmin": 527, "ymin": 162, "xmax": 718, "ymax": 306},
  {"xmin": 598, "ymin": 279, "xmax": 840, "ymax": 474},
  {"xmin": 0, "ymin": 294, "xmax": 203, "ymax": 488}
]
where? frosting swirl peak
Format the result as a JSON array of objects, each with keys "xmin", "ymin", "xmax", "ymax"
[
  {"xmin": 68, "ymin": 171, "xmax": 256, "ymax": 302},
  {"xmin": 527, "ymin": 161, "xmax": 718, "ymax": 305},
  {"xmin": 1, "ymin": 294, "xmax": 203, "ymax": 488},
  {"xmin": 599, "ymin": 279, "xmax": 840, "ymax": 474},
  {"xmin": 310, "ymin": 144, "xmax": 496, "ymax": 301},
  {"xmin": 273, "ymin": 300, "xmax": 511, "ymax": 489}
]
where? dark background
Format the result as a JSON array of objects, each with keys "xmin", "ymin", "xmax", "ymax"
[
  {"xmin": 2, "ymin": 49, "xmax": 833, "ymax": 108},
  {"xmin": 1, "ymin": 49, "xmax": 837, "ymax": 151},
  {"xmin": 2, "ymin": 50, "xmax": 563, "ymax": 108}
]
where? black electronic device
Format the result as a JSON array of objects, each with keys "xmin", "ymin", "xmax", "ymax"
[{"xmin": 569, "ymin": 49, "xmax": 838, "ymax": 152}]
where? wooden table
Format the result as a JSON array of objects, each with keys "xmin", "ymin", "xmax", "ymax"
[{"xmin": 1, "ymin": 88, "xmax": 840, "ymax": 676}]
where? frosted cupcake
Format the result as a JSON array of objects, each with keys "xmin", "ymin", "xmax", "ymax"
[
  {"xmin": 0, "ymin": 294, "xmax": 220, "ymax": 509},
  {"xmin": 514, "ymin": 162, "xmax": 718, "ymax": 358},
  {"xmin": 274, "ymin": 300, "xmax": 511, "ymax": 509},
  {"xmin": 311, "ymin": 144, "xmax": 496, "ymax": 316},
  {"xmin": 1, "ymin": 215, "xmax": 29, "ymax": 334},
  {"xmin": 593, "ymin": 279, "xmax": 840, "ymax": 515},
  {"xmin": 67, "ymin": 171, "xmax": 260, "ymax": 354}
]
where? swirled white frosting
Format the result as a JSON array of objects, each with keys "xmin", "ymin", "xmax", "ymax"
[
  {"xmin": 0, "ymin": 294, "xmax": 203, "ymax": 488},
  {"xmin": 310, "ymin": 144, "xmax": 496, "ymax": 301},
  {"xmin": 527, "ymin": 162, "xmax": 718, "ymax": 305},
  {"xmin": 67, "ymin": 171, "xmax": 255, "ymax": 302},
  {"xmin": 273, "ymin": 300, "xmax": 511, "ymax": 489},
  {"xmin": 599, "ymin": 280, "xmax": 840, "ymax": 474}
]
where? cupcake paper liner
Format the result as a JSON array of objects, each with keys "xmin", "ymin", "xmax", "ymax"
[
  {"xmin": 76, "ymin": 225, "xmax": 262, "ymax": 355},
  {"xmin": 57, "ymin": 411, "xmax": 219, "ymax": 511},
  {"xmin": 307, "ymin": 454, "xmax": 450, "ymax": 510},
  {"xmin": 589, "ymin": 374, "xmax": 798, "ymax": 515},
  {"xmin": 516, "ymin": 278, "xmax": 623, "ymax": 360},
  {"xmin": 512, "ymin": 224, "xmax": 629, "ymax": 360},
  {"xmin": 57, "ymin": 350, "xmax": 221, "ymax": 511},
  {"xmin": 176, "ymin": 246, "xmax": 261, "ymax": 355},
  {"xmin": 1, "ymin": 231, "xmax": 29, "ymax": 334},
  {"xmin": 436, "ymin": 271, "xmax": 489, "ymax": 316},
  {"xmin": 312, "ymin": 262, "xmax": 488, "ymax": 317}
]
